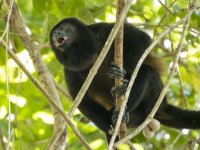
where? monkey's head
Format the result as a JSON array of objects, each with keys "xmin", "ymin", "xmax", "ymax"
[
  {"xmin": 50, "ymin": 21, "xmax": 76, "ymax": 51},
  {"xmin": 50, "ymin": 17, "xmax": 97, "ymax": 71}
]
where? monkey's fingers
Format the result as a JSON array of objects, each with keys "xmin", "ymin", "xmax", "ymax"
[
  {"xmin": 110, "ymin": 82, "xmax": 128, "ymax": 99},
  {"xmin": 112, "ymin": 108, "xmax": 129, "ymax": 126},
  {"xmin": 107, "ymin": 62, "xmax": 126, "ymax": 79}
]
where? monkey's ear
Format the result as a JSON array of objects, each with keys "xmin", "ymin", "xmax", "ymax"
[{"xmin": 143, "ymin": 119, "xmax": 160, "ymax": 138}]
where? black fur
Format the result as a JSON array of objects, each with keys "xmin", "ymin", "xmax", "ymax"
[{"xmin": 50, "ymin": 17, "xmax": 200, "ymax": 141}]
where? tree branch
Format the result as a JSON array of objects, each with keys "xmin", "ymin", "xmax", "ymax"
[
  {"xmin": 53, "ymin": 79, "xmax": 72, "ymax": 100},
  {"xmin": 0, "ymin": 41, "xmax": 92, "ymax": 150},
  {"xmin": 6, "ymin": 0, "xmax": 63, "ymax": 149},
  {"xmin": 113, "ymin": 0, "xmax": 126, "ymax": 143}
]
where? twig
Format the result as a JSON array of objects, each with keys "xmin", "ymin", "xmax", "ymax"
[
  {"xmin": 177, "ymin": 68, "xmax": 187, "ymax": 108},
  {"xmin": 127, "ymin": 141, "xmax": 136, "ymax": 150},
  {"xmin": 2, "ymin": 0, "xmax": 14, "ymax": 148},
  {"xmin": 114, "ymin": 0, "xmax": 196, "ymax": 146},
  {"xmin": 0, "ymin": 129, "xmax": 6, "ymax": 150},
  {"xmin": 53, "ymin": 79, "xmax": 72, "ymax": 100},
  {"xmin": 0, "ymin": 29, "xmax": 48, "ymax": 38},
  {"xmin": 6, "ymin": 129, "xmax": 14, "ymax": 150},
  {"xmin": 114, "ymin": 0, "xmax": 126, "ymax": 140},
  {"xmin": 46, "ymin": 121, "xmax": 67, "ymax": 150},
  {"xmin": 170, "ymin": 133, "xmax": 182, "ymax": 148},
  {"xmin": 1, "ymin": 0, "xmax": 14, "ymax": 39},
  {"xmin": 164, "ymin": 0, "xmax": 187, "ymax": 107},
  {"xmin": 158, "ymin": 0, "xmax": 173, "ymax": 14},
  {"xmin": 153, "ymin": 0, "xmax": 177, "ymax": 39}
]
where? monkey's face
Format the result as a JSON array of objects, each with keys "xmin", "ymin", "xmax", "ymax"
[
  {"xmin": 51, "ymin": 23, "xmax": 76, "ymax": 52},
  {"xmin": 50, "ymin": 18, "xmax": 97, "ymax": 71}
]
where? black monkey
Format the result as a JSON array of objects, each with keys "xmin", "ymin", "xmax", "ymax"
[{"xmin": 50, "ymin": 17, "xmax": 200, "ymax": 141}]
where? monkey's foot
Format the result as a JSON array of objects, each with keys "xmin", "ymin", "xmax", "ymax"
[
  {"xmin": 107, "ymin": 62, "xmax": 126, "ymax": 79},
  {"xmin": 112, "ymin": 108, "xmax": 129, "ymax": 126},
  {"xmin": 110, "ymin": 79, "xmax": 128, "ymax": 98}
]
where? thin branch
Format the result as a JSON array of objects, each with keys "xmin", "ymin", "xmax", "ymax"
[
  {"xmin": 177, "ymin": 68, "xmax": 187, "ymax": 108},
  {"xmin": 153, "ymin": 0, "xmax": 177, "ymax": 39},
  {"xmin": 0, "ymin": 130, "xmax": 6, "ymax": 150},
  {"xmin": 170, "ymin": 133, "xmax": 182, "ymax": 148},
  {"xmin": 53, "ymin": 79, "xmax": 72, "ymax": 100},
  {"xmin": 114, "ymin": 0, "xmax": 196, "ymax": 145},
  {"xmin": 0, "ymin": 41, "xmax": 92, "ymax": 150},
  {"xmin": 164, "ymin": 0, "xmax": 187, "ymax": 107},
  {"xmin": 46, "ymin": 122, "xmax": 66, "ymax": 150},
  {"xmin": 2, "ymin": 0, "xmax": 15, "ymax": 148},
  {"xmin": 0, "ymin": 29, "xmax": 48, "ymax": 39},
  {"xmin": 1, "ymin": 0, "xmax": 14, "ymax": 39},
  {"xmin": 113, "ymin": 0, "xmax": 126, "ymax": 140},
  {"xmin": 158, "ymin": 0, "xmax": 173, "ymax": 14},
  {"xmin": 6, "ymin": 129, "xmax": 14, "ymax": 150},
  {"xmin": 127, "ymin": 141, "xmax": 136, "ymax": 150}
]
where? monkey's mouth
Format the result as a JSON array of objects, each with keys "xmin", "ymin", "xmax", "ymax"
[{"xmin": 56, "ymin": 36, "xmax": 68, "ymax": 47}]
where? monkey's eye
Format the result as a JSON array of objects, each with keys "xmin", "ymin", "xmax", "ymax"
[{"xmin": 53, "ymin": 30, "xmax": 59, "ymax": 36}]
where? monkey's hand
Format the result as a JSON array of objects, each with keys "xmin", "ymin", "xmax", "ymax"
[
  {"xmin": 107, "ymin": 62, "xmax": 126, "ymax": 79},
  {"xmin": 107, "ymin": 62, "xmax": 128, "ymax": 99},
  {"xmin": 112, "ymin": 108, "xmax": 129, "ymax": 126}
]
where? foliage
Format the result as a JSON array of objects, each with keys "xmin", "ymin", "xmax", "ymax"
[{"xmin": 0, "ymin": 0, "xmax": 200, "ymax": 149}]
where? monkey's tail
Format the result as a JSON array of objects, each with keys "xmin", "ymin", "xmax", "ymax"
[{"xmin": 156, "ymin": 104, "xmax": 200, "ymax": 129}]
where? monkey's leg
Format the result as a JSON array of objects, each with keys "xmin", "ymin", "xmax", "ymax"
[
  {"xmin": 78, "ymin": 96, "xmax": 113, "ymax": 136},
  {"xmin": 127, "ymin": 65, "xmax": 154, "ymax": 112},
  {"xmin": 107, "ymin": 63, "xmax": 155, "ymax": 125}
]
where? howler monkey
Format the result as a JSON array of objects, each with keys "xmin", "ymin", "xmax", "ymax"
[{"xmin": 50, "ymin": 17, "xmax": 200, "ymax": 141}]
